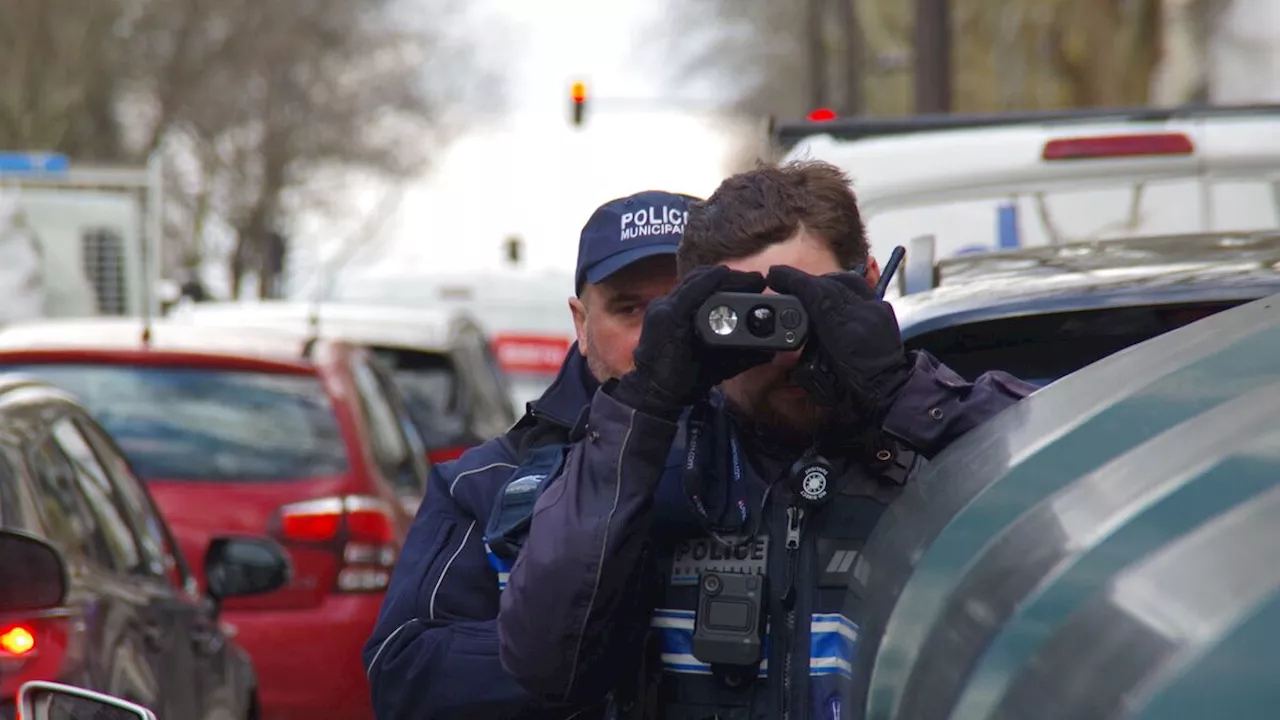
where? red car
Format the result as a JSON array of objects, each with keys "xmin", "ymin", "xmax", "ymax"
[
  {"xmin": 0, "ymin": 318, "xmax": 432, "ymax": 720},
  {"xmin": 170, "ymin": 301, "xmax": 519, "ymax": 465}
]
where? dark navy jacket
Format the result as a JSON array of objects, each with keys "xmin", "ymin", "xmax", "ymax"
[
  {"xmin": 363, "ymin": 347, "xmax": 599, "ymax": 720},
  {"xmin": 497, "ymin": 352, "xmax": 1036, "ymax": 719}
]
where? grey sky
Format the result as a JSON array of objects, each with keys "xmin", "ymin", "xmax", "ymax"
[{"xmin": 297, "ymin": 0, "xmax": 743, "ymax": 287}]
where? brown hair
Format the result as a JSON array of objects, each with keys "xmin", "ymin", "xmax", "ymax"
[{"xmin": 677, "ymin": 160, "xmax": 870, "ymax": 276}]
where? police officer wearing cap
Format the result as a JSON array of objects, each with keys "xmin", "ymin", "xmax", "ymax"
[
  {"xmin": 363, "ymin": 190, "xmax": 699, "ymax": 719},
  {"xmin": 496, "ymin": 161, "xmax": 1038, "ymax": 719}
]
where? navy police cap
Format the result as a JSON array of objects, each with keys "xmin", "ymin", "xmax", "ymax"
[{"xmin": 575, "ymin": 190, "xmax": 699, "ymax": 295}]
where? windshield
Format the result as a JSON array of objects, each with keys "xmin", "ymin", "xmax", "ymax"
[
  {"xmin": 0, "ymin": 453, "xmax": 17, "ymax": 525},
  {"xmin": 905, "ymin": 301, "xmax": 1243, "ymax": 387},
  {"xmin": 1, "ymin": 363, "xmax": 349, "ymax": 482}
]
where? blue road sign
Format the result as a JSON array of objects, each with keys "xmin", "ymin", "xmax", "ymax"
[{"xmin": 0, "ymin": 152, "xmax": 70, "ymax": 174}]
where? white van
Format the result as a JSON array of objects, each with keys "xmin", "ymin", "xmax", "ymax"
[
  {"xmin": 315, "ymin": 269, "xmax": 578, "ymax": 414},
  {"xmin": 775, "ymin": 105, "xmax": 1280, "ymax": 296}
]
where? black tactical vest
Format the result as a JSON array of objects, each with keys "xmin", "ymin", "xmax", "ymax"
[{"xmin": 619, "ymin": 428, "xmax": 921, "ymax": 720}]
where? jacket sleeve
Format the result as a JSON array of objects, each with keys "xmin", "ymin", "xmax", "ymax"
[
  {"xmin": 883, "ymin": 349, "xmax": 1037, "ymax": 458},
  {"xmin": 497, "ymin": 387, "xmax": 679, "ymax": 705},
  {"xmin": 363, "ymin": 465, "xmax": 535, "ymax": 720}
]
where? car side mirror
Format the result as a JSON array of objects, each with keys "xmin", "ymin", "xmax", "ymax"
[
  {"xmin": 19, "ymin": 681, "xmax": 158, "ymax": 720},
  {"xmin": 0, "ymin": 530, "xmax": 66, "ymax": 612},
  {"xmin": 204, "ymin": 537, "xmax": 291, "ymax": 602}
]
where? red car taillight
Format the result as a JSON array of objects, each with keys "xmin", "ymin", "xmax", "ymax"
[
  {"xmin": 275, "ymin": 495, "xmax": 398, "ymax": 593},
  {"xmin": 0, "ymin": 625, "xmax": 36, "ymax": 658},
  {"xmin": 0, "ymin": 619, "xmax": 70, "ymax": 700}
]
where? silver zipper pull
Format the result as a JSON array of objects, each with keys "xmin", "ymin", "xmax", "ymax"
[{"xmin": 785, "ymin": 506, "xmax": 804, "ymax": 550}]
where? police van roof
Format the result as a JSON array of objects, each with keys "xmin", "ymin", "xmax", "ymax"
[
  {"xmin": 770, "ymin": 103, "xmax": 1280, "ymax": 151},
  {"xmin": 779, "ymin": 105, "xmax": 1280, "ymax": 218}
]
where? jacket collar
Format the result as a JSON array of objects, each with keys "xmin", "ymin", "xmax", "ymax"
[{"xmin": 522, "ymin": 343, "xmax": 598, "ymax": 430}]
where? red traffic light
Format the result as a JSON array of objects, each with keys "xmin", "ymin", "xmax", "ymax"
[
  {"xmin": 570, "ymin": 82, "xmax": 587, "ymax": 127},
  {"xmin": 808, "ymin": 108, "xmax": 838, "ymax": 122}
]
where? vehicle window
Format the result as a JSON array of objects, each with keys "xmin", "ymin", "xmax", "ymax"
[
  {"xmin": 479, "ymin": 342, "xmax": 514, "ymax": 414},
  {"xmin": 44, "ymin": 692, "xmax": 149, "ymax": 720},
  {"xmin": 27, "ymin": 437, "xmax": 117, "ymax": 570},
  {"xmin": 0, "ymin": 364, "xmax": 350, "ymax": 482},
  {"xmin": 905, "ymin": 301, "xmax": 1245, "ymax": 385},
  {"xmin": 94, "ymin": 424, "xmax": 182, "ymax": 581},
  {"xmin": 0, "ymin": 452, "xmax": 21, "ymax": 526},
  {"xmin": 351, "ymin": 355, "xmax": 420, "ymax": 488},
  {"xmin": 369, "ymin": 346, "xmax": 467, "ymax": 447},
  {"xmin": 75, "ymin": 419, "xmax": 180, "ymax": 584},
  {"xmin": 369, "ymin": 347, "xmax": 459, "ymax": 410},
  {"xmin": 367, "ymin": 358, "xmax": 430, "ymax": 494},
  {"xmin": 455, "ymin": 326, "xmax": 516, "ymax": 438},
  {"xmin": 52, "ymin": 418, "xmax": 145, "ymax": 573}
]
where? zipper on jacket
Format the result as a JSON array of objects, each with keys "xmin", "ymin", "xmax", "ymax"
[{"xmin": 779, "ymin": 504, "xmax": 805, "ymax": 720}]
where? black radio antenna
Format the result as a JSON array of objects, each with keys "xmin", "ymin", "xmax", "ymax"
[{"xmin": 875, "ymin": 245, "xmax": 907, "ymax": 299}]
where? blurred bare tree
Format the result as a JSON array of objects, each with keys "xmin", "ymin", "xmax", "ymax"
[
  {"xmin": 661, "ymin": 0, "xmax": 1165, "ymax": 168},
  {"xmin": 0, "ymin": 0, "xmax": 129, "ymax": 161},
  {"xmin": 0, "ymin": 0, "xmax": 501, "ymax": 297}
]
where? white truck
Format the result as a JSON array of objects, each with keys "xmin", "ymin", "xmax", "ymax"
[
  {"xmin": 0, "ymin": 152, "xmax": 162, "ymax": 324},
  {"xmin": 773, "ymin": 104, "xmax": 1280, "ymax": 296}
]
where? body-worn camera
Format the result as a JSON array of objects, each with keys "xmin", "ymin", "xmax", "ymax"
[
  {"xmin": 691, "ymin": 572, "xmax": 765, "ymax": 667},
  {"xmin": 696, "ymin": 292, "xmax": 809, "ymax": 351}
]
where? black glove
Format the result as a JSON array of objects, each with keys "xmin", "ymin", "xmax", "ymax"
[
  {"xmin": 766, "ymin": 265, "xmax": 912, "ymax": 425},
  {"xmin": 612, "ymin": 265, "xmax": 774, "ymax": 421}
]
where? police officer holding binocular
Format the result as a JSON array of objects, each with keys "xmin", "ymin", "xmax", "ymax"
[{"xmin": 497, "ymin": 160, "xmax": 1036, "ymax": 719}]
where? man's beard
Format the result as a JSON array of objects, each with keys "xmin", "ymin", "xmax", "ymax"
[
  {"xmin": 585, "ymin": 353, "xmax": 619, "ymax": 385},
  {"xmin": 723, "ymin": 378, "xmax": 833, "ymax": 450},
  {"xmin": 724, "ymin": 374, "xmax": 882, "ymax": 455},
  {"xmin": 582, "ymin": 329, "xmax": 628, "ymax": 384}
]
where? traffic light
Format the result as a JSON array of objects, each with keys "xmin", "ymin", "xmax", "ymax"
[{"xmin": 570, "ymin": 81, "xmax": 587, "ymax": 128}]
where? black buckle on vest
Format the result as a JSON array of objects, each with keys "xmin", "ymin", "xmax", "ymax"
[
  {"xmin": 710, "ymin": 662, "xmax": 760, "ymax": 690},
  {"xmin": 866, "ymin": 438, "xmax": 918, "ymax": 486}
]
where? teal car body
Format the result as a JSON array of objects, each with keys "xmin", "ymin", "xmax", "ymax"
[{"xmin": 850, "ymin": 290, "xmax": 1280, "ymax": 719}]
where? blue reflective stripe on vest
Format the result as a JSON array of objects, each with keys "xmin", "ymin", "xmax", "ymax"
[
  {"xmin": 651, "ymin": 608, "xmax": 857, "ymax": 677},
  {"xmin": 810, "ymin": 613, "xmax": 858, "ymax": 678},
  {"xmin": 485, "ymin": 541, "xmax": 513, "ymax": 591},
  {"xmin": 651, "ymin": 609, "xmax": 770, "ymax": 677}
]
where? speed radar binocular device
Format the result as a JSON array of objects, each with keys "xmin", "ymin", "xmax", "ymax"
[
  {"xmin": 696, "ymin": 246, "xmax": 909, "ymax": 352},
  {"xmin": 696, "ymin": 293, "xmax": 809, "ymax": 351}
]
